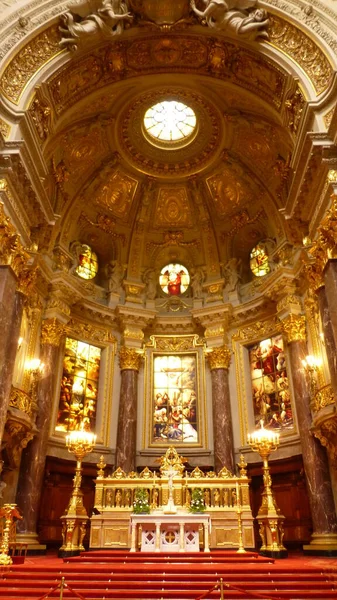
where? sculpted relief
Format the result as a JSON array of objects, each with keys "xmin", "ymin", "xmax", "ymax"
[
  {"xmin": 190, "ymin": 0, "xmax": 269, "ymax": 41},
  {"xmin": 59, "ymin": 0, "xmax": 133, "ymax": 50}
]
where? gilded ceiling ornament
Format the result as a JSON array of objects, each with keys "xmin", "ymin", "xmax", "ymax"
[
  {"xmin": 0, "ymin": 25, "xmax": 61, "ymax": 104},
  {"xmin": 207, "ymin": 345, "xmax": 231, "ymax": 370},
  {"xmin": 147, "ymin": 334, "xmax": 203, "ymax": 351},
  {"xmin": 59, "ymin": 0, "xmax": 133, "ymax": 51},
  {"xmin": 206, "ymin": 166, "xmax": 253, "ymax": 217},
  {"xmin": 146, "ymin": 231, "xmax": 200, "ymax": 254},
  {"xmin": 268, "ymin": 15, "xmax": 333, "ymax": 95},
  {"xmin": 41, "ymin": 318, "xmax": 66, "ymax": 346},
  {"xmin": 50, "ymin": 56, "xmax": 104, "ymax": 115},
  {"xmin": 119, "ymin": 346, "xmax": 143, "ymax": 371},
  {"xmin": 191, "ymin": 0, "xmax": 269, "ymax": 41},
  {"xmin": 221, "ymin": 208, "xmax": 265, "ymax": 239},
  {"xmin": 93, "ymin": 169, "xmax": 138, "ymax": 219},
  {"xmin": 79, "ymin": 212, "xmax": 126, "ymax": 244},
  {"xmin": 154, "ymin": 187, "xmax": 193, "ymax": 228},
  {"xmin": 281, "ymin": 314, "xmax": 306, "ymax": 343},
  {"xmin": 129, "ymin": 0, "xmax": 189, "ymax": 25}
]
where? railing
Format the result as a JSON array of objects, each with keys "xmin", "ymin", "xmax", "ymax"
[
  {"xmin": 37, "ymin": 577, "xmax": 87, "ymax": 600},
  {"xmin": 195, "ymin": 577, "xmax": 285, "ymax": 600}
]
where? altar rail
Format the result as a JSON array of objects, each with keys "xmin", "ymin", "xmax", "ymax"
[{"xmin": 90, "ymin": 462, "xmax": 255, "ymax": 550}]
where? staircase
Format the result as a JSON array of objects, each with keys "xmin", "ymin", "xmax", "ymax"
[{"xmin": 0, "ymin": 550, "xmax": 336, "ymax": 599}]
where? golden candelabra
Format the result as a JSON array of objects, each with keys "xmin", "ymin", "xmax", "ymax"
[
  {"xmin": 301, "ymin": 354, "xmax": 322, "ymax": 405},
  {"xmin": 248, "ymin": 422, "xmax": 287, "ymax": 558},
  {"xmin": 0, "ymin": 504, "xmax": 22, "ymax": 565},
  {"xmin": 59, "ymin": 423, "xmax": 96, "ymax": 557},
  {"xmin": 26, "ymin": 358, "xmax": 44, "ymax": 415},
  {"xmin": 235, "ymin": 481, "xmax": 246, "ymax": 554}
]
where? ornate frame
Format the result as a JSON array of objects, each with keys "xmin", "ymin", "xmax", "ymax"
[
  {"xmin": 143, "ymin": 334, "xmax": 207, "ymax": 450},
  {"xmin": 232, "ymin": 318, "xmax": 298, "ymax": 445}
]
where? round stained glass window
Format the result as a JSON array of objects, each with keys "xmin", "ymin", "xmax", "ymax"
[
  {"xmin": 144, "ymin": 101, "xmax": 197, "ymax": 147},
  {"xmin": 75, "ymin": 244, "xmax": 99, "ymax": 280},
  {"xmin": 159, "ymin": 263, "xmax": 190, "ymax": 296}
]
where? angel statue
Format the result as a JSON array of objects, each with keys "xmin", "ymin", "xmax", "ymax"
[
  {"xmin": 143, "ymin": 268, "xmax": 157, "ymax": 300},
  {"xmin": 59, "ymin": 0, "xmax": 133, "ymax": 51},
  {"xmin": 106, "ymin": 259, "xmax": 125, "ymax": 293},
  {"xmin": 190, "ymin": 0, "xmax": 269, "ymax": 41},
  {"xmin": 190, "ymin": 266, "xmax": 205, "ymax": 299},
  {"xmin": 222, "ymin": 257, "xmax": 242, "ymax": 292}
]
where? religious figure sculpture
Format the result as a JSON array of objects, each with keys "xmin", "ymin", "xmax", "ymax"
[
  {"xmin": 222, "ymin": 257, "xmax": 242, "ymax": 292},
  {"xmin": 143, "ymin": 268, "xmax": 157, "ymax": 300},
  {"xmin": 190, "ymin": 0, "xmax": 269, "ymax": 41},
  {"xmin": 190, "ymin": 266, "xmax": 205, "ymax": 299},
  {"xmin": 59, "ymin": 0, "xmax": 133, "ymax": 51},
  {"xmin": 106, "ymin": 259, "xmax": 125, "ymax": 294}
]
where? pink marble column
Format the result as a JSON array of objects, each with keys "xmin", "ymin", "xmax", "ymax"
[
  {"xmin": 282, "ymin": 315, "xmax": 337, "ymax": 545},
  {"xmin": 115, "ymin": 347, "xmax": 142, "ymax": 473},
  {"xmin": 316, "ymin": 286, "xmax": 337, "ymax": 402},
  {"xmin": 207, "ymin": 346, "xmax": 235, "ymax": 474},
  {"xmin": 0, "ymin": 266, "xmax": 24, "ymax": 444},
  {"xmin": 16, "ymin": 319, "xmax": 65, "ymax": 543}
]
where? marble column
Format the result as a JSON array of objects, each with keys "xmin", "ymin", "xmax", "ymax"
[
  {"xmin": 16, "ymin": 318, "xmax": 65, "ymax": 550},
  {"xmin": 316, "ymin": 285, "xmax": 337, "ymax": 402},
  {"xmin": 115, "ymin": 347, "xmax": 142, "ymax": 473},
  {"xmin": 282, "ymin": 314, "xmax": 337, "ymax": 553},
  {"xmin": 0, "ymin": 266, "xmax": 24, "ymax": 445},
  {"xmin": 207, "ymin": 345, "xmax": 235, "ymax": 474}
]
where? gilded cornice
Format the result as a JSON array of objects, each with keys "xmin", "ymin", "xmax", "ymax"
[
  {"xmin": 66, "ymin": 318, "xmax": 116, "ymax": 345},
  {"xmin": 232, "ymin": 317, "xmax": 279, "ymax": 343},
  {"xmin": 41, "ymin": 317, "xmax": 66, "ymax": 346},
  {"xmin": 280, "ymin": 313, "xmax": 306, "ymax": 342},
  {"xmin": 207, "ymin": 345, "xmax": 231, "ymax": 370},
  {"xmin": 119, "ymin": 346, "xmax": 143, "ymax": 371},
  {"xmin": 146, "ymin": 334, "xmax": 203, "ymax": 352}
]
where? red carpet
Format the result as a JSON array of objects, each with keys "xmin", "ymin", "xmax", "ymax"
[{"xmin": 0, "ymin": 550, "xmax": 336, "ymax": 599}]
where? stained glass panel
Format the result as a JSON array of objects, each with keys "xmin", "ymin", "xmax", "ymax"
[
  {"xmin": 152, "ymin": 354, "xmax": 198, "ymax": 444},
  {"xmin": 249, "ymin": 335, "xmax": 293, "ymax": 432},
  {"xmin": 250, "ymin": 243, "xmax": 270, "ymax": 277},
  {"xmin": 159, "ymin": 263, "xmax": 190, "ymax": 296},
  {"xmin": 56, "ymin": 337, "xmax": 101, "ymax": 432},
  {"xmin": 75, "ymin": 244, "xmax": 99, "ymax": 280}
]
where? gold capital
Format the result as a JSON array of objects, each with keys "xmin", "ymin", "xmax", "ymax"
[
  {"xmin": 119, "ymin": 346, "xmax": 143, "ymax": 371},
  {"xmin": 41, "ymin": 318, "xmax": 66, "ymax": 346},
  {"xmin": 207, "ymin": 345, "xmax": 231, "ymax": 370},
  {"xmin": 281, "ymin": 314, "xmax": 306, "ymax": 343}
]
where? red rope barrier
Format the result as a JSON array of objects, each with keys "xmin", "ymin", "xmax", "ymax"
[{"xmin": 194, "ymin": 577, "xmax": 285, "ymax": 600}]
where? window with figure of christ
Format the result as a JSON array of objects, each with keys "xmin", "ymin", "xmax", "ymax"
[{"xmin": 159, "ymin": 263, "xmax": 190, "ymax": 296}]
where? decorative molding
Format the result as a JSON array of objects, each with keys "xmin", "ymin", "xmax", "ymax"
[
  {"xmin": 119, "ymin": 346, "xmax": 143, "ymax": 371},
  {"xmin": 41, "ymin": 317, "xmax": 66, "ymax": 346},
  {"xmin": 206, "ymin": 345, "xmax": 231, "ymax": 370},
  {"xmin": 280, "ymin": 313, "xmax": 306, "ymax": 343}
]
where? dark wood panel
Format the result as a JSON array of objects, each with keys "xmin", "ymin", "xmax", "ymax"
[{"xmin": 247, "ymin": 454, "xmax": 312, "ymax": 549}]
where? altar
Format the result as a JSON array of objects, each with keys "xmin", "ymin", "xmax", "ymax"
[{"xmin": 130, "ymin": 512, "xmax": 211, "ymax": 553}]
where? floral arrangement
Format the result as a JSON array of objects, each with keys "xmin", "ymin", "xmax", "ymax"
[
  {"xmin": 133, "ymin": 488, "xmax": 150, "ymax": 514},
  {"xmin": 189, "ymin": 487, "xmax": 206, "ymax": 513}
]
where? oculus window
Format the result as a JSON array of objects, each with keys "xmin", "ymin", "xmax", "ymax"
[
  {"xmin": 159, "ymin": 263, "xmax": 190, "ymax": 296},
  {"xmin": 144, "ymin": 101, "xmax": 197, "ymax": 146}
]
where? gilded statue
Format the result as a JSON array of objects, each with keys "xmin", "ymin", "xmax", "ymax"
[
  {"xmin": 190, "ymin": 0, "xmax": 269, "ymax": 41},
  {"xmin": 59, "ymin": 0, "xmax": 133, "ymax": 51}
]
